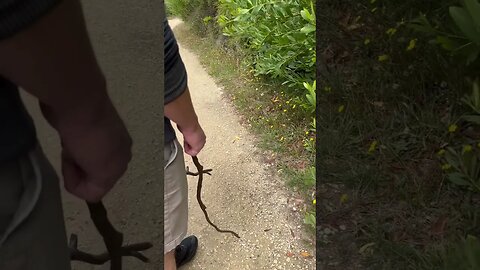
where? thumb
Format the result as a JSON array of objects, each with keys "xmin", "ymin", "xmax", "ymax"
[
  {"xmin": 70, "ymin": 181, "xmax": 106, "ymax": 203},
  {"xmin": 183, "ymin": 140, "xmax": 200, "ymax": 156},
  {"xmin": 62, "ymin": 151, "xmax": 105, "ymax": 202}
]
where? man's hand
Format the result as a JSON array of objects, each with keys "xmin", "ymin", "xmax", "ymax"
[
  {"xmin": 178, "ymin": 123, "xmax": 206, "ymax": 157},
  {"xmin": 40, "ymin": 96, "xmax": 132, "ymax": 203}
]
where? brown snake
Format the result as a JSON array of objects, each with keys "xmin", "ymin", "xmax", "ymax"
[
  {"xmin": 187, "ymin": 156, "xmax": 240, "ymax": 238},
  {"xmin": 69, "ymin": 201, "xmax": 152, "ymax": 269}
]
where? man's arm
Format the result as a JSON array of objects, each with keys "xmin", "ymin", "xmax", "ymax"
[
  {"xmin": 0, "ymin": 0, "xmax": 105, "ymax": 120},
  {"xmin": 0, "ymin": 0, "xmax": 132, "ymax": 202},
  {"xmin": 165, "ymin": 87, "xmax": 200, "ymax": 132},
  {"xmin": 165, "ymin": 87, "xmax": 205, "ymax": 156},
  {"xmin": 164, "ymin": 19, "xmax": 206, "ymax": 156}
]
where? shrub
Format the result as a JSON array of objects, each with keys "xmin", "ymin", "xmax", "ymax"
[
  {"xmin": 166, "ymin": 0, "xmax": 218, "ymax": 34},
  {"xmin": 216, "ymin": 0, "xmax": 316, "ymax": 94}
]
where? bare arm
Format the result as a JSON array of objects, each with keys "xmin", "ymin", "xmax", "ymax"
[
  {"xmin": 165, "ymin": 87, "xmax": 200, "ymax": 131},
  {"xmin": 0, "ymin": 0, "xmax": 107, "ymax": 126},
  {"xmin": 165, "ymin": 87, "xmax": 205, "ymax": 156},
  {"xmin": 0, "ymin": 0, "xmax": 132, "ymax": 202}
]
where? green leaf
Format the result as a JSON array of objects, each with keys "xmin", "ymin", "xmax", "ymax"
[
  {"xmin": 279, "ymin": 6, "xmax": 288, "ymax": 17},
  {"xmin": 203, "ymin": 16, "xmax": 212, "ymax": 24},
  {"xmin": 462, "ymin": 114, "xmax": 480, "ymax": 124},
  {"xmin": 301, "ymin": 24, "xmax": 315, "ymax": 34},
  {"xmin": 449, "ymin": 6, "xmax": 480, "ymax": 44},
  {"xmin": 448, "ymin": 172, "xmax": 471, "ymax": 186},
  {"xmin": 436, "ymin": 36, "xmax": 458, "ymax": 51},
  {"xmin": 467, "ymin": 234, "xmax": 478, "ymax": 241},
  {"xmin": 408, "ymin": 14, "xmax": 437, "ymax": 34},
  {"xmin": 252, "ymin": 5, "xmax": 261, "ymax": 14},
  {"xmin": 359, "ymin": 243, "xmax": 376, "ymax": 254},
  {"xmin": 465, "ymin": 234, "xmax": 480, "ymax": 267},
  {"xmin": 303, "ymin": 82, "xmax": 310, "ymax": 90},
  {"xmin": 445, "ymin": 148, "xmax": 461, "ymax": 169},
  {"xmin": 466, "ymin": 47, "xmax": 480, "ymax": 65},
  {"xmin": 474, "ymin": 79, "xmax": 480, "ymax": 107},
  {"xmin": 303, "ymin": 212, "xmax": 315, "ymax": 227},
  {"xmin": 468, "ymin": 151, "xmax": 478, "ymax": 178},
  {"xmin": 300, "ymin": 9, "xmax": 312, "ymax": 22},
  {"xmin": 310, "ymin": 0, "xmax": 316, "ymax": 20},
  {"xmin": 464, "ymin": 0, "xmax": 480, "ymax": 29},
  {"xmin": 238, "ymin": 8, "xmax": 249, "ymax": 15},
  {"xmin": 304, "ymin": 167, "xmax": 315, "ymax": 187},
  {"xmin": 473, "ymin": 78, "xmax": 480, "ymax": 95}
]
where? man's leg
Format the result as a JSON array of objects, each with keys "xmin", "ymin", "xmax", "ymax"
[
  {"xmin": 0, "ymin": 145, "xmax": 70, "ymax": 270},
  {"xmin": 164, "ymin": 139, "xmax": 189, "ymax": 270},
  {"xmin": 165, "ymin": 250, "xmax": 177, "ymax": 270}
]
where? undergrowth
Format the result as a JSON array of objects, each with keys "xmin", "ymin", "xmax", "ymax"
[{"xmin": 319, "ymin": 0, "xmax": 480, "ymax": 269}]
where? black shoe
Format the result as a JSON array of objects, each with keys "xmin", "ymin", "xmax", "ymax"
[{"xmin": 175, "ymin": 235, "xmax": 198, "ymax": 268}]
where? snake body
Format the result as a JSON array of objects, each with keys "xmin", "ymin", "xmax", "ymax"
[{"xmin": 189, "ymin": 156, "xmax": 240, "ymax": 238}]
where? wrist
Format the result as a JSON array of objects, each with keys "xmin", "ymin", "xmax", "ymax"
[
  {"xmin": 43, "ymin": 91, "xmax": 112, "ymax": 133},
  {"xmin": 178, "ymin": 118, "xmax": 201, "ymax": 134}
]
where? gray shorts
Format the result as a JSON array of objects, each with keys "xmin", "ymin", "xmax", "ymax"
[
  {"xmin": 163, "ymin": 139, "xmax": 188, "ymax": 254},
  {"xmin": 0, "ymin": 145, "xmax": 70, "ymax": 270}
]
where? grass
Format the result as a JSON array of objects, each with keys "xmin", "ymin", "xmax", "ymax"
[
  {"xmin": 171, "ymin": 21, "xmax": 316, "ymax": 241},
  {"xmin": 318, "ymin": 0, "xmax": 480, "ymax": 269}
]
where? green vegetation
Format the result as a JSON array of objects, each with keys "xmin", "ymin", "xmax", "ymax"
[
  {"xmin": 166, "ymin": 0, "xmax": 316, "ymax": 238},
  {"xmin": 319, "ymin": 0, "xmax": 480, "ymax": 269}
]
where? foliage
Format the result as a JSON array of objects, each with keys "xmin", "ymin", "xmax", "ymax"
[
  {"xmin": 304, "ymin": 210, "xmax": 316, "ymax": 231},
  {"xmin": 408, "ymin": 1, "xmax": 480, "ymax": 194},
  {"xmin": 462, "ymin": 79, "xmax": 480, "ymax": 115},
  {"xmin": 441, "ymin": 80, "xmax": 480, "ymax": 192},
  {"xmin": 318, "ymin": 0, "xmax": 480, "ymax": 268},
  {"xmin": 443, "ymin": 145, "xmax": 480, "ymax": 192},
  {"xmin": 165, "ymin": 0, "xmax": 218, "ymax": 34},
  {"xmin": 216, "ymin": 0, "xmax": 316, "ymax": 94},
  {"xmin": 166, "ymin": 0, "xmax": 317, "ymax": 117},
  {"xmin": 302, "ymin": 80, "xmax": 316, "ymax": 114},
  {"xmin": 409, "ymin": 0, "xmax": 480, "ymax": 65},
  {"xmin": 297, "ymin": 166, "xmax": 316, "ymax": 231},
  {"xmin": 442, "ymin": 235, "xmax": 480, "ymax": 269}
]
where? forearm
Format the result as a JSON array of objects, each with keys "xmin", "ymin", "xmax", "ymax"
[
  {"xmin": 164, "ymin": 87, "xmax": 200, "ymax": 132},
  {"xmin": 0, "ymin": 0, "xmax": 109, "ymax": 128}
]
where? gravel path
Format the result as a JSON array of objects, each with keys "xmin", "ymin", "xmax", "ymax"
[{"xmin": 170, "ymin": 19, "xmax": 315, "ymax": 270}]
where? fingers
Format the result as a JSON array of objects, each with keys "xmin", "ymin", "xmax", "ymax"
[
  {"xmin": 184, "ymin": 142, "xmax": 196, "ymax": 156},
  {"xmin": 62, "ymin": 152, "xmax": 115, "ymax": 202},
  {"xmin": 78, "ymin": 182, "xmax": 110, "ymax": 203},
  {"xmin": 68, "ymin": 181, "xmax": 107, "ymax": 203},
  {"xmin": 184, "ymin": 140, "xmax": 205, "ymax": 157}
]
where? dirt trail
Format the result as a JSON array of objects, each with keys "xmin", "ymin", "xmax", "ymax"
[{"xmin": 170, "ymin": 19, "xmax": 315, "ymax": 270}]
